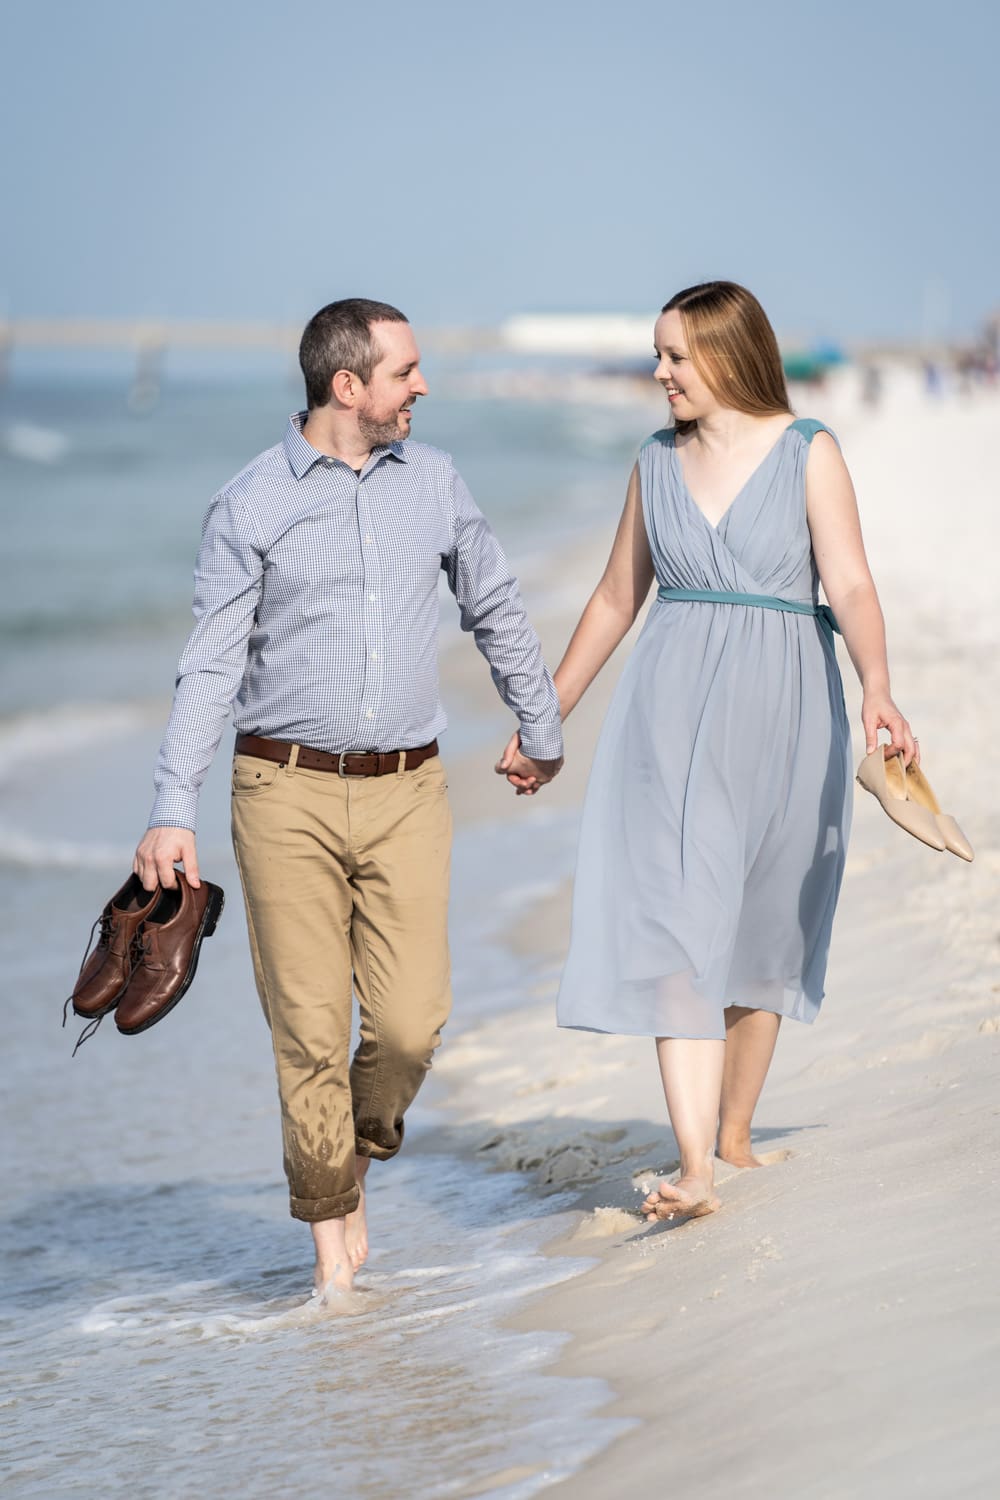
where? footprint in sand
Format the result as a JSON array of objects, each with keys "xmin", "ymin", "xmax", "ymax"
[
  {"xmin": 874, "ymin": 1030, "xmax": 960, "ymax": 1063},
  {"xmin": 807, "ymin": 1028, "xmax": 962, "ymax": 1078},
  {"xmin": 631, "ymin": 1162, "xmax": 679, "ymax": 1184},
  {"xmin": 714, "ymin": 1148, "xmax": 796, "ymax": 1184}
]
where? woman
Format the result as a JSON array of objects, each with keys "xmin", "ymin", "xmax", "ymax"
[{"xmin": 506, "ymin": 281, "xmax": 915, "ymax": 1222}]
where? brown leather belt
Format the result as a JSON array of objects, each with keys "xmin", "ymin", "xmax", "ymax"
[{"xmin": 235, "ymin": 733, "xmax": 439, "ymax": 778}]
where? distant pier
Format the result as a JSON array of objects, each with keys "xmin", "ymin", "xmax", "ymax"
[{"xmin": 0, "ymin": 318, "xmax": 499, "ymax": 403}]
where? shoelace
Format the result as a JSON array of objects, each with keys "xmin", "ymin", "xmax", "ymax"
[
  {"xmin": 62, "ymin": 911, "xmax": 116, "ymax": 1028},
  {"xmin": 66, "ymin": 918, "xmax": 151, "ymax": 1056},
  {"xmin": 71, "ymin": 1013, "xmax": 105, "ymax": 1056}
]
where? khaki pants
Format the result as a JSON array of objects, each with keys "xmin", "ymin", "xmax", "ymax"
[{"xmin": 231, "ymin": 749, "xmax": 452, "ymax": 1222}]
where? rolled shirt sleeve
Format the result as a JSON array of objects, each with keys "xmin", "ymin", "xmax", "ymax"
[
  {"xmin": 444, "ymin": 469, "xmax": 563, "ymax": 761},
  {"xmin": 148, "ymin": 490, "xmax": 263, "ymax": 831}
]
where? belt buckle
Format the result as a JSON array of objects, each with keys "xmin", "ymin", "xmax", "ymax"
[{"xmin": 337, "ymin": 752, "xmax": 367, "ymax": 778}]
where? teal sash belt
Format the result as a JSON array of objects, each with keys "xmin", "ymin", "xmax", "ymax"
[{"xmin": 657, "ymin": 587, "xmax": 840, "ymax": 648}]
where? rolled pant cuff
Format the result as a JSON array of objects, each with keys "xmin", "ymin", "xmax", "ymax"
[
  {"xmin": 289, "ymin": 1185, "xmax": 361, "ymax": 1223},
  {"xmin": 355, "ymin": 1114, "xmax": 405, "ymax": 1162},
  {"xmin": 355, "ymin": 1135, "xmax": 402, "ymax": 1163}
]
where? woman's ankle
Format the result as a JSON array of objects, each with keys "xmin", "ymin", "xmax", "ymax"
[{"xmin": 678, "ymin": 1146, "xmax": 715, "ymax": 1182}]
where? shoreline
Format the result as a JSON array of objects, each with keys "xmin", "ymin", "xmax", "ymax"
[{"xmin": 426, "ymin": 383, "xmax": 1000, "ymax": 1496}]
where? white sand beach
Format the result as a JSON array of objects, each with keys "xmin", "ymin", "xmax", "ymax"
[{"xmin": 429, "ymin": 371, "xmax": 1000, "ymax": 1497}]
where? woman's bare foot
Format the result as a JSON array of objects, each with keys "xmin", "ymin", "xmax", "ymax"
[
  {"xmin": 716, "ymin": 1127, "xmax": 766, "ymax": 1168},
  {"xmin": 643, "ymin": 1171, "xmax": 720, "ymax": 1223},
  {"xmin": 311, "ymin": 1217, "xmax": 354, "ymax": 1293}
]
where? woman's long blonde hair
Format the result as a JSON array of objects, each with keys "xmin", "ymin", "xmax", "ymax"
[{"xmin": 661, "ymin": 281, "xmax": 791, "ymax": 434}]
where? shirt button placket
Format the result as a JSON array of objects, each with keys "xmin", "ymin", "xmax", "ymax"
[{"xmin": 357, "ymin": 473, "xmax": 384, "ymax": 746}]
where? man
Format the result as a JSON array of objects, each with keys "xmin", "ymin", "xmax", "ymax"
[{"xmin": 134, "ymin": 298, "xmax": 562, "ymax": 1293}]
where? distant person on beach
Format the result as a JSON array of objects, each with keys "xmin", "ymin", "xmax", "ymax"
[
  {"xmin": 134, "ymin": 298, "xmax": 563, "ymax": 1294},
  {"xmin": 504, "ymin": 281, "xmax": 916, "ymax": 1222},
  {"xmin": 860, "ymin": 363, "xmax": 882, "ymax": 409}
]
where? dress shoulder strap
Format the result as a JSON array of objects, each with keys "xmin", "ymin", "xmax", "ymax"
[
  {"xmin": 788, "ymin": 417, "xmax": 838, "ymax": 446},
  {"xmin": 640, "ymin": 427, "xmax": 675, "ymax": 452}
]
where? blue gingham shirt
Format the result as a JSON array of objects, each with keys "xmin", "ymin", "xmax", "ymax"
[{"xmin": 149, "ymin": 413, "xmax": 563, "ymax": 831}]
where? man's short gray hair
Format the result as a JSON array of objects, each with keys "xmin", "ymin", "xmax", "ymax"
[{"xmin": 299, "ymin": 298, "xmax": 409, "ymax": 408}]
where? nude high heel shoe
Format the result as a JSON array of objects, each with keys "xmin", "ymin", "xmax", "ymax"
[
  {"xmin": 855, "ymin": 748, "xmax": 947, "ymax": 851},
  {"xmin": 902, "ymin": 760, "xmax": 974, "ymax": 861}
]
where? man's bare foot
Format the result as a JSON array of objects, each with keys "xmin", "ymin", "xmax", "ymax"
[
  {"xmin": 642, "ymin": 1172, "xmax": 720, "ymax": 1223},
  {"xmin": 311, "ymin": 1217, "xmax": 354, "ymax": 1293},
  {"xmin": 716, "ymin": 1129, "xmax": 765, "ymax": 1169},
  {"xmin": 344, "ymin": 1155, "xmax": 370, "ymax": 1271},
  {"xmin": 344, "ymin": 1181, "xmax": 368, "ymax": 1271}
]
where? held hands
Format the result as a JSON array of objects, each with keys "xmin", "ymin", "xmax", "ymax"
[
  {"xmin": 862, "ymin": 691, "xmax": 919, "ymax": 766},
  {"xmin": 495, "ymin": 731, "xmax": 564, "ymax": 796},
  {"xmin": 134, "ymin": 827, "xmax": 200, "ymax": 892}
]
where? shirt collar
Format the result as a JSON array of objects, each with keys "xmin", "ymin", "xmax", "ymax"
[{"xmin": 283, "ymin": 411, "xmax": 408, "ymax": 479}]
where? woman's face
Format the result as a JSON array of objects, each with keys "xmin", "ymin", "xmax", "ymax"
[{"xmin": 653, "ymin": 309, "xmax": 717, "ymax": 422}]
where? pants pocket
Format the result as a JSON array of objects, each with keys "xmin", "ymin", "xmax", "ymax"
[{"xmin": 232, "ymin": 754, "xmax": 282, "ymax": 796}]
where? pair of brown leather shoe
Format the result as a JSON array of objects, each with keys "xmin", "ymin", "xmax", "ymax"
[{"xmin": 68, "ymin": 870, "xmax": 224, "ymax": 1046}]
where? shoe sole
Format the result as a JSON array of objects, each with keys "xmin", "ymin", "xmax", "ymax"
[{"xmin": 115, "ymin": 884, "xmax": 225, "ymax": 1036}]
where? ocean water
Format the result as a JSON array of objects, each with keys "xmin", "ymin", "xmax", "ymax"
[{"xmin": 0, "ymin": 374, "xmax": 649, "ymax": 1498}]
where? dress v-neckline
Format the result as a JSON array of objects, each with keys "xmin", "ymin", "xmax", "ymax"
[{"xmin": 672, "ymin": 422, "xmax": 796, "ymax": 532}]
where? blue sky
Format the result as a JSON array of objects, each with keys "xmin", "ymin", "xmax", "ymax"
[{"xmin": 2, "ymin": 0, "xmax": 997, "ymax": 342}]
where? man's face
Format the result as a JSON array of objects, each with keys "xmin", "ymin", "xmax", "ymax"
[{"xmin": 356, "ymin": 321, "xmax": 429, "ymax": 446}]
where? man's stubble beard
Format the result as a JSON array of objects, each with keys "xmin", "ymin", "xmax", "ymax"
[{"xmin": 358, "ymin": 402, "xmax": 410, "ymax": 447}]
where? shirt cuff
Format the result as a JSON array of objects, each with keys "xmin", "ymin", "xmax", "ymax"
[
  {"xmin": 517, "ymin": 720, "xmax": 564, "ymax": 761},
  {"xmin": 148, "ymin": 788, "xmax": 199, "ymax": 834}
]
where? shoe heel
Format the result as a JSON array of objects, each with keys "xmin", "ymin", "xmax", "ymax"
[{"xmin": 203, "ymin": 885, "xmax": 225, "ymax": 938}]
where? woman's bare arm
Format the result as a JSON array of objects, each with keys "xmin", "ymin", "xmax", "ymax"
[
  {"xmin": 806, "ymin": 433, "xmax": 916, "ymax": 762},
  {"xmin": 554, "ymin": 463, "xmax": 655, "ymax": 720},
  {"xmin": 495, "ymin": 463, "xmax": 654, "ymax": 792}
]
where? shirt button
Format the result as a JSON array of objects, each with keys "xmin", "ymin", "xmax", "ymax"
[
  {"xmin": 365, "ymin": 535, "xmax": 373, "ymax": 544},
  {"xmin": 369, "ymin": 593, "xmax": 377, "ymax": 602},
  {"xmin": 366, "ymin": 710, "xmax": 374, "ymax": 719},
  {"xmin": 371, "ymin": 652, "xmax": 380, "ymax": 662}
]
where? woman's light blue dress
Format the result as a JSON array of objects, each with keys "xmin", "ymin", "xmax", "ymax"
[{"xmin": 557, "ymin": 420, "xmax": 852, "ymax": 1039}]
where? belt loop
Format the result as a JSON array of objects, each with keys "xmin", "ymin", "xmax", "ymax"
[
  {"xmin": 396, "ymin": 749, "xmax": 407, "ymax": 778},
  {"xmin": 287, "ymin": 743, "xmax": 300, "ymax": 776}
]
